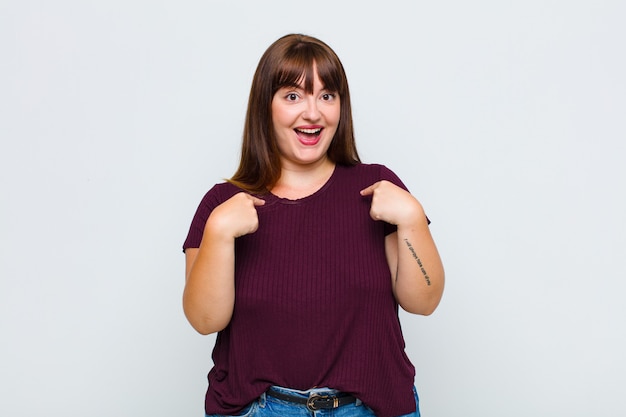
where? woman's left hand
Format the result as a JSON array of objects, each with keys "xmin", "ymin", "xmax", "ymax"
[
  {"xmin": 360, "ymin": 180, "xmax": 426, "ymax": 228},
  {"xmin": 361, "ymin": 180, "xmax": 444, "ymax": 315}
]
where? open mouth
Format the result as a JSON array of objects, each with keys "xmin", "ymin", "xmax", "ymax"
[
  {"xmin": 294, "ymin": 127, "xmax": 323, "ymax": 145},
  {"xmin": 295, "ymin": 127, "xmax": 322, "ymax": 137}
]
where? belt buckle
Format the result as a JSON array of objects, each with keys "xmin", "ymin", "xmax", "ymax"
[
  {"xmin": 307, "ymin": 393, "xmax": 340, "ymax": 411},
  {"xmin": 306, "ymin": 393, "xmax": 332, "ymax": 411},
  {"xmin": 307, "ymin": 393, "xmax": 323, "ymax": 411}
]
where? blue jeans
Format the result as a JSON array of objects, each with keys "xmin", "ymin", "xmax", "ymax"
[{"xmin": 206, "ymin": 385, "xmax": 420, "ymax": 417}]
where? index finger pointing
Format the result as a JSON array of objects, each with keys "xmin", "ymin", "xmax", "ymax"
[
  {"xmin": 249, "ymin": 195, "xmax": 266, "ymax": 206},
  {"xmin": 359, "ymin": 181, "xmax": 380, "ymax": 196}
]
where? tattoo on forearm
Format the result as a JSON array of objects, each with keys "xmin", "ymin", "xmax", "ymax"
[{"xmin": 404, "ymin": 239, "xmax": 432, "ymax": 286}]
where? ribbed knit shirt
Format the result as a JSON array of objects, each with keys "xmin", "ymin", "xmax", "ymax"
[{"xmin": 183, "ymin": 163, "xmax": 417, "ymax": 417}]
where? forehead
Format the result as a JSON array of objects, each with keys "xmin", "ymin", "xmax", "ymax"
[
  {"xmin": 275, "ymin": 56, "xmax": 341, "ymax": 94},
  {"xmin": 279, "ymin": 68, "xmax": 326, "ymax": 90}
]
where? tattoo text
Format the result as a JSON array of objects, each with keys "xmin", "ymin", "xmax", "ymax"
[{"xmin": 404, "ymin": 238, "xmax": 431, "ymax": 286}]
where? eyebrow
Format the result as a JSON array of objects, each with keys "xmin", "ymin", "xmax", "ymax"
[{"xmin": 277, "ymin": 83, "xmax": 335, "ymax": 94}]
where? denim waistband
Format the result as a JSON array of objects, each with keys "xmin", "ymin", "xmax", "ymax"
[
  {"xmin": 266, "ymin": 385, "xmax": 363, "ymax": 407},
  {"xmin": 270, "ymin": 386, "xmax": 340, "ymax": 397}
]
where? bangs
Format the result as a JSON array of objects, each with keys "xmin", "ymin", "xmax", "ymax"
[{"xmin": 274, "ymin": 44, "xmax": 345, "ymax": 94}]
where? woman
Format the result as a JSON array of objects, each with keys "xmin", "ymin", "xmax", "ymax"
[{"xmin": 183, "ymin": 33, "xmax": 444, "ymax": 417}]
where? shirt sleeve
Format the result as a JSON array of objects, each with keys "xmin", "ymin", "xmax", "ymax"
[
  {"xmin": 378, "ymin": 164, "xmax": 408, "ymax": 191},
  {"xmin": 378, "ymin": 165, "xmax": 430, "ymax": 236},
  {"xmin": 182, "ymin": 183, "xmax": 231, "ymax": 252}
]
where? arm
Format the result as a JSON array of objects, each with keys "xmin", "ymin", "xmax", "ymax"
[
  {"xmin": 361, "ymin": 181, "xmax": 444, "ymax": 315},
  {"xmin": 183, "ymin": 192, "xmax": 265, "ymax": 335}
]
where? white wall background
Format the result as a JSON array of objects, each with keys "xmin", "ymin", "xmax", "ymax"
[{"xmin": 1, "ymin": 1, "xmax": 625, "ymax": 416}]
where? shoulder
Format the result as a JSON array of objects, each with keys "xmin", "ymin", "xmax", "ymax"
[
  {"xmin": 339, "ymin": 162, "xmax": 396, "ymax": 176},
  {"xmin": 196, "ymin": 182, "xmax": 245, "ymax": 211},
  {"xmin": 337, "ymin": 163, "xmax": 407, "ymax": 190}
]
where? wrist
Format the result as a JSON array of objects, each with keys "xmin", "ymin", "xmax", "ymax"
[
  {"xmin": 396, "ymin": 200, "xmax": 427, "ymax": 229},
  {"xmin": 204, "ymin": 214, "xmax": 237, "ymax": 242}
]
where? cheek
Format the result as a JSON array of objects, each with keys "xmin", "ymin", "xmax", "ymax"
[
  {"xmin": 328, "ymin": 100, "xmax": 341, "ymax": 124},
  {"xmin": 270, "ymin": 98, "xmax": 285, "ymax": 126},
  {"xmin": 329, "ymin": 107, "xmax": 341, "ymax": 127},
  {"xmin": 271, "ymin": 105, "xmax": 295, "ymax": 128}
]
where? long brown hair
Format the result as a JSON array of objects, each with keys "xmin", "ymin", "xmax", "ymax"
[{"xmin": 228, "ymin": 34, "xmax": 360, "ymax": 194}]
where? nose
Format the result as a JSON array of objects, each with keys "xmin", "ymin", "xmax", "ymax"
[{"xmin": 302, "ymin": 95, "xmax": 321, "ymax": 121}]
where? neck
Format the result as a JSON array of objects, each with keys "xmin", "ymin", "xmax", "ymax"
[{"xmin": 271, "ymin": 159, "xmax": 336, "ymax": 199}]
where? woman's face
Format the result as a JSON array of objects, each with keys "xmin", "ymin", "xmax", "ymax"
[{"xmin": 271, "ymin": 67, "xmax": 340, "ymax": 170}]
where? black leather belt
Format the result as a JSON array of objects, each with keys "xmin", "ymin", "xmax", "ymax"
[{"xmin": 267, "ymin": 387, "xmax": 357, "ymax": 411}]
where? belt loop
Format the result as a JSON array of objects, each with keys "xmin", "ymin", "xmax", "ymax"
[
  {"xmin": 355, "ymin": 398, "xmax": 363, "ymax": 407},
  {"xmin": 258, "ymin": 392, "xmax": 266, "ymax": 408}
]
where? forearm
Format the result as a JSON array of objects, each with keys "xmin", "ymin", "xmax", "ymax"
[
  {"xmin": 392, "ymin": 218, "xmax": 445, "ymax": 315},
  {"xmin": 183, "ymin": 232, "xmax": 236, "ymax": 335}
]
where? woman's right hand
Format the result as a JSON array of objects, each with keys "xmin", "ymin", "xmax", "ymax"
[
  {"xmin": 184, "ymin": 193, "xmax": 265, "ymax": 335},
  {"xmin": 205, "ymin": 192, "xmax": 266, "ymax": 239}
]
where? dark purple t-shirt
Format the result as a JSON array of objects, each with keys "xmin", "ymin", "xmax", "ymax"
[{"xmin": 183, "ymin": 163, "xmax": 417, "ymax": 417}]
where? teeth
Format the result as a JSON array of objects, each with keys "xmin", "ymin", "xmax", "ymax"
[{"xmin": 296, "ymin": 128, "xmax": 322, "ymax": 134}]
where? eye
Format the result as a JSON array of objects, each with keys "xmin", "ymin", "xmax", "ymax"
[
  {"xmin": 321, "ymin": 92, "xmax": 337, "ymax": 101},
  {"xmin": 286, "ymin": 93, "xmax": 299, "ymax": 101}
]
